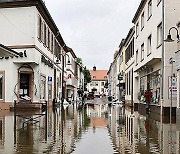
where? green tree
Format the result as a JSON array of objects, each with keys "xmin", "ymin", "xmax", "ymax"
[{"xmin": 76, "ymin": 57, "xmax": 83, "ymax": 67}]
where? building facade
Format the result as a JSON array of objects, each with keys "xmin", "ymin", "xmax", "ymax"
[
  {"xmin": 124, "ymin": 27, "xmax": 135, "ymax": 107},
  {"xmin": 133, "ymin": 0, "xmax": 180, "ymax": 115},
  {"xmin": 87, "ymin": 66, "xmax": 108, "ymax": 96},
  {"xmin": 0, "ymin": 0, "xmax": 80, "ymax": 109}
]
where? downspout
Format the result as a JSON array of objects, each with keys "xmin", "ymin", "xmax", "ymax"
[{"xmin": 161, "ymin": 0, "xmax": 165, "ymax": 116}]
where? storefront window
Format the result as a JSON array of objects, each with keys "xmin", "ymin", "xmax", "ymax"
[
  {"xmin": 140, "ymin": 77, "xmax": 145, "ymax": 95},
  {"xmin": 40, "ymin": 75, "xmax": 46, "ymax": 99},
  {"xmin": 149, "ymin": 70, "xmax": 161, "ymax": 104}
]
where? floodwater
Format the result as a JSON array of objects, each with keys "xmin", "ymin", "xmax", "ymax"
[{"xmin": 0, "ymin": 98, "xmax": 179, "ymax": 154}]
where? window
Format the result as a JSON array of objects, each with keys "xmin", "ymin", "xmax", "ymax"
[
  {"xmin": 44, "ymin": 23, "xmax": 47, "ymax": 46},
  {"xmin": 128, "ymin": 71, "xmax": 131, "ymax": 95},
  {"xmin": 141, "ymin": 12, "xmax": 144, "ymax": 30},
  {"xmin": 93, "ymin": 76, "xmax": 96, "ymax": 79},
  {"xmin": 136, "ymin": 22, "xmax": 139, "ymax": 37},
  {"xmin": 40, "ymin": 19, "xmax": 44, "ymax": 42},
  {"xmin": 136, "ymin": 50, "xmax": 138, "ymax": 65},
  {"xmin": 95, "ymin": 82, "xmax": 98, "ymax": 86},
  {"xmin": 148, "ymin": 0, "xmax": 152, "ymax": 18},
  {"xmin": 47, "ymin": 29, "xmax": 50, "ymax": 49},
  {"xmin": 40, "ymin": 75, "xmax": 46, "ymax": 99},
  {"xmin": 101, "ymin": 82, "xmax": 104, "ymax": 86},
  {"xmin": 147, "ymin": 34, "xmax": 152, "ymax": 55},
  {"xmin": 0, "ymin": 72, "xmax": 4, "ymax": 101},
  {"xmin": 140, "ymin": 77, "xmax": 145, "ymax": 95},
  {"xmin": 141, "ymin": 43, "xmax": 144, "ymax": 61},
  {"xmin": 157, "ymin": 22, "xmax": 162, "ymax": 47},
  {"xmin": 38, "ymin": 16, "xmax": 41, "ymax": 39},
  {"xmin": 101, "ymin": 88, "xmax": 104, "ymax": 93},
  {"xmin": 51, "ymin": 34, "xmax": 54, "ymax": 53}
]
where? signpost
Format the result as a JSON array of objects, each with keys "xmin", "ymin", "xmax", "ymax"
[{"xmin": 47, "ymin": 76, "xmax": 52, "ymax": 108}]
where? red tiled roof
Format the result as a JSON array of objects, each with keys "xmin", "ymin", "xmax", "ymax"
[{"xmin": 90, "ymin": 70, "xmax": 108, "ymax": 81}]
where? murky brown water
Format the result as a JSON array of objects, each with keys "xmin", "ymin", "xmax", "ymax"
[{"xmin": 0, "ymin": 98, "xmax": 179, "ymax": 154}]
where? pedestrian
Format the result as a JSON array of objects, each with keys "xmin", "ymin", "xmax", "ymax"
[{"xmin": 144, "ymin": 89, "xmax": 152, "ymax": 112}]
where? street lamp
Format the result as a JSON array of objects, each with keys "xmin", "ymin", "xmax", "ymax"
[
  {"xmin": 56, "ymin": 44, "xmax": 71, "ymax": 111},
  {"xmin": 164, "ymin": 27, "xmax": 179, "ymax": 42}
]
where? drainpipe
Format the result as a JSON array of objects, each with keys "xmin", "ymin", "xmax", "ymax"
[{"xmin": 161, "ymin": 0, "xmax": 165, "ymax": 116}]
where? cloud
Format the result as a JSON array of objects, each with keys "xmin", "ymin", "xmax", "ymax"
[{"xmin": 44, "ymin": 0, "xmax": 141, "ymax": 70}]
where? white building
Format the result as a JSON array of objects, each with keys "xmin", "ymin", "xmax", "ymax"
[
  {"xmin": 0, "ymin": 0, "xmax": 77, "ymax": 109},
  {"xmin": 124, "ymin": 27, "xmax": 135, "ymax": 107},
  {"xmin": 133, "ymin": 0, "xmax": 180, "ymax": 115},
  {"xmin": 66, "ymin": 47, "xmax": 84, "ymax": 102},
  {"xmin": 87, "ymin": 66, "xmax": 108, "ymax": 96}
]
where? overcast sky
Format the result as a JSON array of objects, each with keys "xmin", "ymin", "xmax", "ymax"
[{"xmin": 44, "ymin": 0, "xmax": 141, "ymax": 70}]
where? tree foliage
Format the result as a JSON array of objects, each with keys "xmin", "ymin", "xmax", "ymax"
[
  {"xmin": 83, "ymin": 68, "xmax": 91, "ymax": 83},
  {"xmin": 76, "ymin": 57, "xmax": 83, "ymax": 67}
]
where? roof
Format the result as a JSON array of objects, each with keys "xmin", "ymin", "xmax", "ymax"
[
  {"xmin": 90, "ymin": 70, "xmax": 108, "ymax": 81},
  {"xmin": 132, "ymin": 0, "xmax": 147, "ymax": 23}
]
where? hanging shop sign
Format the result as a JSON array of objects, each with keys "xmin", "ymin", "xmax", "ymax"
[{"xmin": 41, "ymin": 55, "xmax": 53, "ymax": 68}]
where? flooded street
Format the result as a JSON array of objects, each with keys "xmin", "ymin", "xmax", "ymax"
[{"xmin": 0, "ymin": 98, "xmax": 179, "ymax": 154}]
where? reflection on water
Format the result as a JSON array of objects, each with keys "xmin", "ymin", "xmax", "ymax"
[{"xmin": 0, "ymin": 100, "xmax": 179, "ymax": 154}]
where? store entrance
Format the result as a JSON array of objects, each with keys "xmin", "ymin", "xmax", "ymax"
[{"xmin": 20, "ymin": 73, "xmax": 30, "ymax": 99}]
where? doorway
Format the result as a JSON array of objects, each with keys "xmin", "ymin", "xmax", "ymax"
[{"xmin": 19, "ymin": 73, "xmax": 31, "ymax": 99}]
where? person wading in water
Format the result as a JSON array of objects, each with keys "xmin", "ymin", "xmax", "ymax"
[{"xmin": 144, "ymin": 89, "xmax": 152, "ymax": 113}]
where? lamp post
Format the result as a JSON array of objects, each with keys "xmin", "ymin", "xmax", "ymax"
[
  {"xmin": 164, "ymin": 26, "xmax": 179, "ymax": 117},
  {"xmin": 56, "ymin": 45, "xmax": 71, "ymax": 111},
  {"xmin": 164, "ymin": 26, "xmax": 179, "ymax": 153}
]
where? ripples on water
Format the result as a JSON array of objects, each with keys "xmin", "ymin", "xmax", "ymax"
[{"xmin": 0, "ymin": 100, "xmax": 179, "ymax": 154}]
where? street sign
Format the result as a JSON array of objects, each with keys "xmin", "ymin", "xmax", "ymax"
[{"xmin": 48, "ymin": 76, "xmax": 52, "ymax": 84}]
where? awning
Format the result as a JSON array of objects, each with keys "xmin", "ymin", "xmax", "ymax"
[{"xmin": 0, "ymin": 44, "xmax": 19, "ymax": 57}]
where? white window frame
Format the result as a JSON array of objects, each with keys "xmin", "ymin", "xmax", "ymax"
[
  {"xmin": 148, "ymin": 0, "xmax": 152, "ymax": 18},
  {"xmin": 141, "ymin": 12, "xmax": 145, "ymax": 30},
  {"xmin": 136, "ymin": 50, "xmax": 138, "ymax": 65},
  {"xmin": 136, "ymin": 22, "xmax": 139, "ymax": 37},
  {"xmin": 157, "ymin": 22, "xmax": 162, "ymax": 47}
]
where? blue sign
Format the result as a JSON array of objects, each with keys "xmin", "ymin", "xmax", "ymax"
[{"xmin": 48, "ymin": 76, "xmax": 52, "ymax": 84}]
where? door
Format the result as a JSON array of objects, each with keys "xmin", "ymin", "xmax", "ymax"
[{"xmin": 20, "ymin": 73, "xmax": 30, "ymax": 98}]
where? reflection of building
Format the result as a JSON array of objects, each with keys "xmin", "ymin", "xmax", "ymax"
[{"xmin": 87, "ymin": 66, "xmax": 108, "ymax": 95}]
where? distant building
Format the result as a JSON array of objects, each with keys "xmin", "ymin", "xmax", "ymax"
[{"xmin": 87, "ymin": 66, "xmax": 108, "ymax": 95}]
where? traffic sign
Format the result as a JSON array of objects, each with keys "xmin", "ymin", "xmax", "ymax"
[{"xmin": 48, "ymin": 76, "xmax": 52, "ymax": 84}]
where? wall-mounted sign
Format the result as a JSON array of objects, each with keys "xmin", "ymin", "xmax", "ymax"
[
  {"xmin": 68, "ymin": 74, "xmax": 72, "ymax": 79},
  {"xmin": 48, "ymin": 76, "xmax": 52, "ymax": 84},
  {"xmin": 41, "ymin": 55, "xmax": 53, "ymax": 68}
]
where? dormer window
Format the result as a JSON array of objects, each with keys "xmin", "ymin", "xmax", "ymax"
[{"xmin": 93, "ymin": 76, "xmax": 96, "ymax": 79}]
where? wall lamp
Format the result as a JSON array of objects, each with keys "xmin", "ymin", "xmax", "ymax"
[
  {"xmin": 164, "ymin": 26, "xmax": 179, "ymax": 42},
  {"xmin": 55, "ymin": 53, "xmax": 71, "ymax": 65}
]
